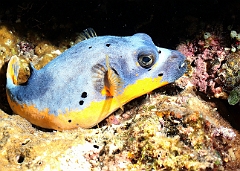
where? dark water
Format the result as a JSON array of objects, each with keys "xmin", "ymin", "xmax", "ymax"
[{"xmin": 0, "ymin": 0, "xmax": 239, "ymax": 48}]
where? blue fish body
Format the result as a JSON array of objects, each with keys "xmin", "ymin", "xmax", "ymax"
[{"xmin": 6, "ymin": 30, "xmax": 186, "ymax": 130}]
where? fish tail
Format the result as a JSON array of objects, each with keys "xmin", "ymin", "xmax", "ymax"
[{"xmin": 6, "ymin": 56, "xmax": 20, "ymax": 85}]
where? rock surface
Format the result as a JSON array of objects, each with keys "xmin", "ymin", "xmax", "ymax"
[{"xmin": 1, "ymin": 1, "xmax": 240, "ymax": 170}]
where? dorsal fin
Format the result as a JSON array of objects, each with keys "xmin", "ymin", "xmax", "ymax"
[
  {"xmin": 6, "ymin": 56, "xmax": 20, "ymax": 85},
  {"xmin": 76, "ymin": 28, "xmax": 97, "ymax": 42}
]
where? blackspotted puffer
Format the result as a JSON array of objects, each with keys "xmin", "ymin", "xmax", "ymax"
[{"xmin": 6, "ymin": 28, "xmax": 186, "ymax": 130}]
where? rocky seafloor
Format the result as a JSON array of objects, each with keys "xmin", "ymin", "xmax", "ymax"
[{"xmin": 1, "ymin": 0, "xmax": 240, "ymax": 170}]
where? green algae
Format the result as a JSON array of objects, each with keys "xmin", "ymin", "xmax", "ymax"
[{"xmin": 228, "ymin": 86, "xmax": 240, "ymax": 105}]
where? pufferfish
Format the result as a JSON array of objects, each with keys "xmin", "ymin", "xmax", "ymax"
[{"xmin": 6, "ymin": 28, "xmax": 186, "ymax": 130}]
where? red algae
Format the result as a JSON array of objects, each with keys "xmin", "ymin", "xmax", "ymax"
[{"xmin": 177, "ymin": 30, "xmax": 240, "ymax": 106}]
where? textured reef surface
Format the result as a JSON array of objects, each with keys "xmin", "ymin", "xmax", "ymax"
[{"xmin": 1, "ymin": 0, "xmax": 240, "ymax": 170}]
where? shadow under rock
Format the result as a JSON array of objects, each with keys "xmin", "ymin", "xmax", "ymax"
[{"xmin": 196, "ymin": 91, "xmax": 240, "ymax": 132}]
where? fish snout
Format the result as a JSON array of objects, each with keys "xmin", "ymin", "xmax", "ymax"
[
  {"xmin": 171, "ymin": 50, "xmax": 187, "ymax": 71},
  {"xmin": 160, "ymin": 50, "xmax": 187, "ymax": 83}
]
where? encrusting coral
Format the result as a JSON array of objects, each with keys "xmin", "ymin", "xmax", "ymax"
[{"xmin": 177, "ymin": 30, "xmax": 240, "ymax": 105}]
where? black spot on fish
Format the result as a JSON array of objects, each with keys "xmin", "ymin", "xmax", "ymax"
[
  {"xmin": 106, "ymin": 43, "xmax": 111, "ymax": 47},
  {"xmin": 158, "ymin": 73, "xmax": 163, "ymax": 77},
  {"xmin": 158, "ymin": 50, "xmax": 161, "ymax": 54},
  {"xmin": 112, "ymin": 67, "xmax": 119, "ymax": 76},
  {"xmin": 148, "ymin": 69, "xmax": 151, "ymax": 71},
  {"xmin": 89, "ymin": 46, "xmax": 92, "ymax": 49},
  {"xmin": 81, "ymin": 92, "xmax": 87, "ymax": 98},
  {"xmin": 16, "ymin": 94, "xmax": 22, "ymax": 102},
  {"xmin": 68, "ymin": 120, "xmax": 72, "ymax": 123},
  {"xmin": 79, "ymin": 100, "xmax": 84, "ymax": 105}
]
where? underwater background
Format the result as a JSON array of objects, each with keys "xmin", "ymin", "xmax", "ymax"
[{"xmin": 0, "ymin": 0, "xmax": 240, "ymax": 170}]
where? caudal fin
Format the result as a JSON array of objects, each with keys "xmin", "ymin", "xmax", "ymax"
[{"xmin": 6, "ymin": 56, "xmax": 20, "ymax": 85}]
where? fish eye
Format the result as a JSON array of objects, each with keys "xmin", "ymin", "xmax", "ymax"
[{"xmin": 138, "ymin": 54, "xmax": 155, "ymax": 68}]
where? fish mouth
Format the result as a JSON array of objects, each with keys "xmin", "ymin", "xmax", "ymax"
[{"xmin": 156, "ymin": 49, "xmax": 187, "ymax": 83}]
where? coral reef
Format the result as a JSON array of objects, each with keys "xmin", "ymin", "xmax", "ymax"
[
  {"xmin": 177, "ymin": 30, "xmax": 240, "ymax": 105},
  {"xmin": 33, "ymin": 41, "xmax": 63, "ymax": 69},
  {"xmin": 219, "ymin": 52, "xmax": 240, "ymax": 105},
  {"xmin": 0, "ymin": 26, "xmax": 18, "ymax": 70}
]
